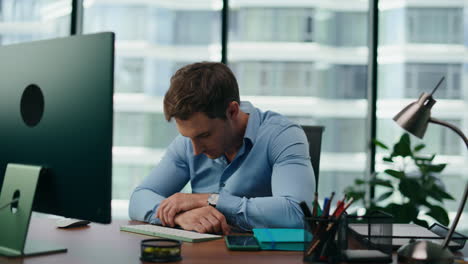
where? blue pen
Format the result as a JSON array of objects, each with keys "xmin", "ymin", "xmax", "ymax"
[{"xmin": 322, "ymin": 198, "xmax": 330, "ymax": 217}]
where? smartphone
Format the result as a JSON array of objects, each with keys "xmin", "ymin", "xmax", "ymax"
[{"xmin": 224, "ymin": 235, "xmax": 261, "ymax": 251}]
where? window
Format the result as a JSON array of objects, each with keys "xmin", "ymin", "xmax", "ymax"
[
  {"xmin": 378, "ymin": 3, "xmax": 467, "ymax": 218},
  {"xmin": 316, "ymin": 10, "xmax": 367, "ymax": 47},
  {"xmin": 84, "ymin": 1, "xmax": 221, "ymax": 203},
  {"xmin": 407, "ymin": 8, "xmax": 463, "ymax": 44},
  {"xmin": 405, "ymin": 63, "xmax": 462, "ymax": 99},
  {"xmin": 229, "ymin": 7, "xmax": 314, "ymax": 42},
  {"xmin": 229, "ymin": 2, "xmax": 369, "ymax": 199},
  {"xmin": 0, "ymin": 0, "xmax": 70, "ymax": 45}
]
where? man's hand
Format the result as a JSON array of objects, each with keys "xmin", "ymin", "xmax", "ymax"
[
  {"xmin": 174, "ymin": 206, "xmax": 230, "ymax": 235},
  {"xmin": 156, "ymin": 193, "xmax": 209, "ymax": 227}
]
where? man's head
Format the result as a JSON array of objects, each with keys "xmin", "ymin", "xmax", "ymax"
[
  {"xmin": 164, "ymin": 62, "xmax": 245, "ymax": 160},
  {"xmin": 164, "ymin": 62, "xmax": 240, "ymax": 121}
]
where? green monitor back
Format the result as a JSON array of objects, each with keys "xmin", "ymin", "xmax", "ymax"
[{"xmin": 0, "ymin": 32, "xmax": 114, "ymax": 224}]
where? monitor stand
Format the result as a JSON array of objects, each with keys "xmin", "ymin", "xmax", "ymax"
[{"xmin": 0, "ymin": 164, "xmax": 67, "ymax": 257}]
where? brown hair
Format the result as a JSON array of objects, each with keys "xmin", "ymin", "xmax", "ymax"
[{"xmin": 163, "ymin": 62, "xmax": 240, "ymax": 121}]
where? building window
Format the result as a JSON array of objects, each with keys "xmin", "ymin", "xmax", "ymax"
[
  {"xmin": 232, "ymin": 8, "xmax": 314, "ymax": 42},
  {"xmin": 405, "ymin": 63, "xmax": 462, "ymax": 99},
  {"xmin": 407, "ymin": 8, "xmax": 463, "ymax": 44}
]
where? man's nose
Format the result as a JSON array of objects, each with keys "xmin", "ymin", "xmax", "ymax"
[{"xmin": 191, "ymin": 140, "xmax": 203, "ymax": 155}]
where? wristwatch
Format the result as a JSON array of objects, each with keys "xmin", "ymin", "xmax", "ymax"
[{"xmin": 208, "ymin": 193, "xmax": 219, "ymax": 207}]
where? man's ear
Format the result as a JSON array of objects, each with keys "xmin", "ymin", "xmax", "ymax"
[{"xmin": 225, "ymin": 101, "xmax": 240, "ymax": 120}]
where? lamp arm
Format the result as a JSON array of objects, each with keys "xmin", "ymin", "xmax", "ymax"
[
  {"xmin": 428, "ymin": 118, "xmax": 468, "ymax": 249},
  {"xmin": 429, "ymin": 117, "xmax": 468, "ymax": 149},
  {"xmin": 442, "ymin": 182, "xmax": 468, "ymax": 248}
]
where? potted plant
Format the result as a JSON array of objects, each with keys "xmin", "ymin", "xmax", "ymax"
[{"xmin": 345, "ymin": 133, "xmax": 454, "ymax": 227}]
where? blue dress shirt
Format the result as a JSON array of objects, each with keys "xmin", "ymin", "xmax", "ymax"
[{"xmin": 129, "ymin": 101, "xmax": 315, "ymax": 231}]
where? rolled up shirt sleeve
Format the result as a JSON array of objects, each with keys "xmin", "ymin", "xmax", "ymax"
[
  {"xmin": 216, "ymin": 125, "xmax": 315, "ymax": 231},
  {"xmin": 128, "ymin": 135, "xmax": 190, "ymax": 224}
]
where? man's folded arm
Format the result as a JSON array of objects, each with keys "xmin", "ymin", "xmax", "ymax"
[
  {"xmin": 128, "ymin": 136, "xmax": 190, "ymax": 224},
  {"xmin": 216, "ymin": 125, "xmax": 315, "ymax": 231}
]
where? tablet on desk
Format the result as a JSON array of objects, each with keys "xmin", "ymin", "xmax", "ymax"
[{"xmin": 348, "ymin": 223, "xmax": 465, "ymax": 250}]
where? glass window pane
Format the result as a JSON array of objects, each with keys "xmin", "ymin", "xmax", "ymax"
[
  {"xmin": 229, "ymin": 2, "xmax": 369, "ymax": 200},
  {"xmin": 378, "ymin": 2, "xmax": 467, "ymax": 231},
  {"xmin": 83, "ymin": 1, "xmax": 222, "ymax": 205},
  {"xmin": 0, "ymin": 0, "xmax": 71, "ymax": 45}
]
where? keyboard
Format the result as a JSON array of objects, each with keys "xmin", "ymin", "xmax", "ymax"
[{"xmin": 120, "ymin": 224, "xmax": 222, "ymax": 243}]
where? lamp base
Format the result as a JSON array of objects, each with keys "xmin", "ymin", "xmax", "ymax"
[{"xmin": 397, "ymin": 240, "xmax": 453, "ymax": 264}]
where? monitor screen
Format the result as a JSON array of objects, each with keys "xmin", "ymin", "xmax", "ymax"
[{"xmin": 0, "ymin": 32, "xmax": 114, "ymax": 224}]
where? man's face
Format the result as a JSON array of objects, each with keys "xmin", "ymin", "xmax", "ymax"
[{"xmin": 175, "ymin": 112, "xmax": 232, "ymax": 159}]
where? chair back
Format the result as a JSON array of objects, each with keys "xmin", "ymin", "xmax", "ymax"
[{"xmin": 301, "ymin": 125, "xmax": 325, "ymax": 191}]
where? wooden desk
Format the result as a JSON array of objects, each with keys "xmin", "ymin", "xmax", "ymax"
[
  {"xmin": 0, "ymin": 218, "xmax": 302, "ymax": 264},
  {"xmin": 1, "ymin": 218, "xmax": 466, "ymax": 264}
]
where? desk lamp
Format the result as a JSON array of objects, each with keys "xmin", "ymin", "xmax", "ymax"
[{"xmin": 393, "ymin": 77, "xmax": 468, "ymax": 264}]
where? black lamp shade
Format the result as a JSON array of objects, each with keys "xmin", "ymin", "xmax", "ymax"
[{"xmin": 393, "ymin": 93, "xmax": 436, "ymax": 139}]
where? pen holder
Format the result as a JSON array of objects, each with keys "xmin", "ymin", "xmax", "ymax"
[{"xmin": 303, "ymin": 215, "xmax": 346, "ymax": 264}]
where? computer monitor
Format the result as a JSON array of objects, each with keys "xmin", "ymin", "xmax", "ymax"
[{"xmin": 0, "ymin": 32, "xmax": 114, "ymax": 256}]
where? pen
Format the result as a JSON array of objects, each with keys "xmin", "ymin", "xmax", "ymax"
[
  {"xmin": 328, "ymin": 192, "xmax": 335, "ymax": 205},
  {"xmin": 334, "ymin": 197, "xmax": 354, "ymax": 220},
  {"xmin": 306, "ymin": 195, "xmax": 355, "ymax": 257},
  {"xmin": 326, "ymin": 197, "xmax": 355, "ymax": 231},
  {"xmin": 322, "ymin": 198, "xmax": 330, "ymax": 217},
  {"xmin": 323, "ymin": 191, "xmax": 335, "ymax": 218},
  {"xmin": 340, "ymin": 197, "xmax": 354, "ymax": 216},
  {"xmin": 331, "ymin": 200, "xmax": 344, "ymax": 218}
]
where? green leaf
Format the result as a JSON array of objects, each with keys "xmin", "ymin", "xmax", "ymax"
[
  {"xmin": 382, "ymin": 203, "xmax": 418, "ymax": 223},
  {"xmin": 399, "ymin": 178, "xmax": 425, "ymax": 202},
  {"xmin": 425, "ymin": 164, "xmax": 447, "ymax": 173},
  {"xmin": 374, "ymin": 139, "xmax": 389, "ymax": 150},
  {"xmin": 355, "ymin": 179, "xmax": 365, "ymax": 185},
  {"xmin": 391, "ymin": 133, "xmax": 413, "ymax": 157},
  {"xmin": 414, "ymin": 154, "xmax": 435, "ymax": 162},
  {"xmin": 426, "ymin": 205, "xmax": 450, "ymax": 226},
  {"xmin": 383, "ymin": 157, "xmax": 394, "ymax": 163},
  {"xmin": 345, "ymin": 190, "xmax": 365, "ymax": 202},
  {"xmin": 369, "ymin": 179, "xmax": 393, "ymax": 188},
  {"xmin": 429, "ymin": 184, "xmax": 455, "ymax": 201},
  {"xmin": 413, "ymin": 218, "xmax": 429, "ymax": 228},
  {"xmin": 413, "ymin": 144, "xmax": 426, "ymax": 152},
  {"xmin": 428, "ymin": 189, "xmax": 443, "ymax": 202},
  {"xmin": 375, "ymin": 191, "xmax": 393, "ymax": 202},
  {"xmin": 368, "ymin": 205, "xmax": 385, "ymax": 213},
  {"xmin": 384, "ymin": 169, "xmax": 405, "ymax": 179}
]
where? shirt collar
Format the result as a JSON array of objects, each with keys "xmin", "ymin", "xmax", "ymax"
[{"xmin": 240, "ymin": 101, "xmax": 261, "ymax": 145}]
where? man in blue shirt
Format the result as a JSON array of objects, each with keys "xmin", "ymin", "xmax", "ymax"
[{"xmin": 129, "ymin": 62, "xmax": 315, "ymax": 234}]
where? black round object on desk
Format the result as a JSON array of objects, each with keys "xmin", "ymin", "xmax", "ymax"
[{"xmin": 140, "ymin": 239, "xmax": 182, "ymax": 263}]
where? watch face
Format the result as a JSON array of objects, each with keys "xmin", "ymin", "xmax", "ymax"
[{"xmin": 208, "ymin": 194, "xmax": 219, "ymax": 205}]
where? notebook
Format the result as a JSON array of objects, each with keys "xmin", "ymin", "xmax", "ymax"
[{"xmin": 253, "ymin": 228, "xmax": 305, "ymax": 251}]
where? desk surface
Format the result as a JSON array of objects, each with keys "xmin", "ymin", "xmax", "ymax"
[
  {"xmin": 1, "ymin": 218, "xmax": 466, "ymax": 264},
  {"xmin": 1, "ymin": 218, "xmax": 302, "ymax": 264}
]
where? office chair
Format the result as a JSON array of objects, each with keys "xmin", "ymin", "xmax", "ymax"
[{"xmin": 301, "ymin": 125, "xmax": 325, "ymax": 192}]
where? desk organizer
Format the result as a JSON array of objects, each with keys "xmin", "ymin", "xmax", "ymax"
[
  {"xmin": 303, "ymin": 215, "xmax": 346, "ymax": 263},
  {"xmin": 304, "ymin": 211, "xmax": 393, "ymax": 263}
]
